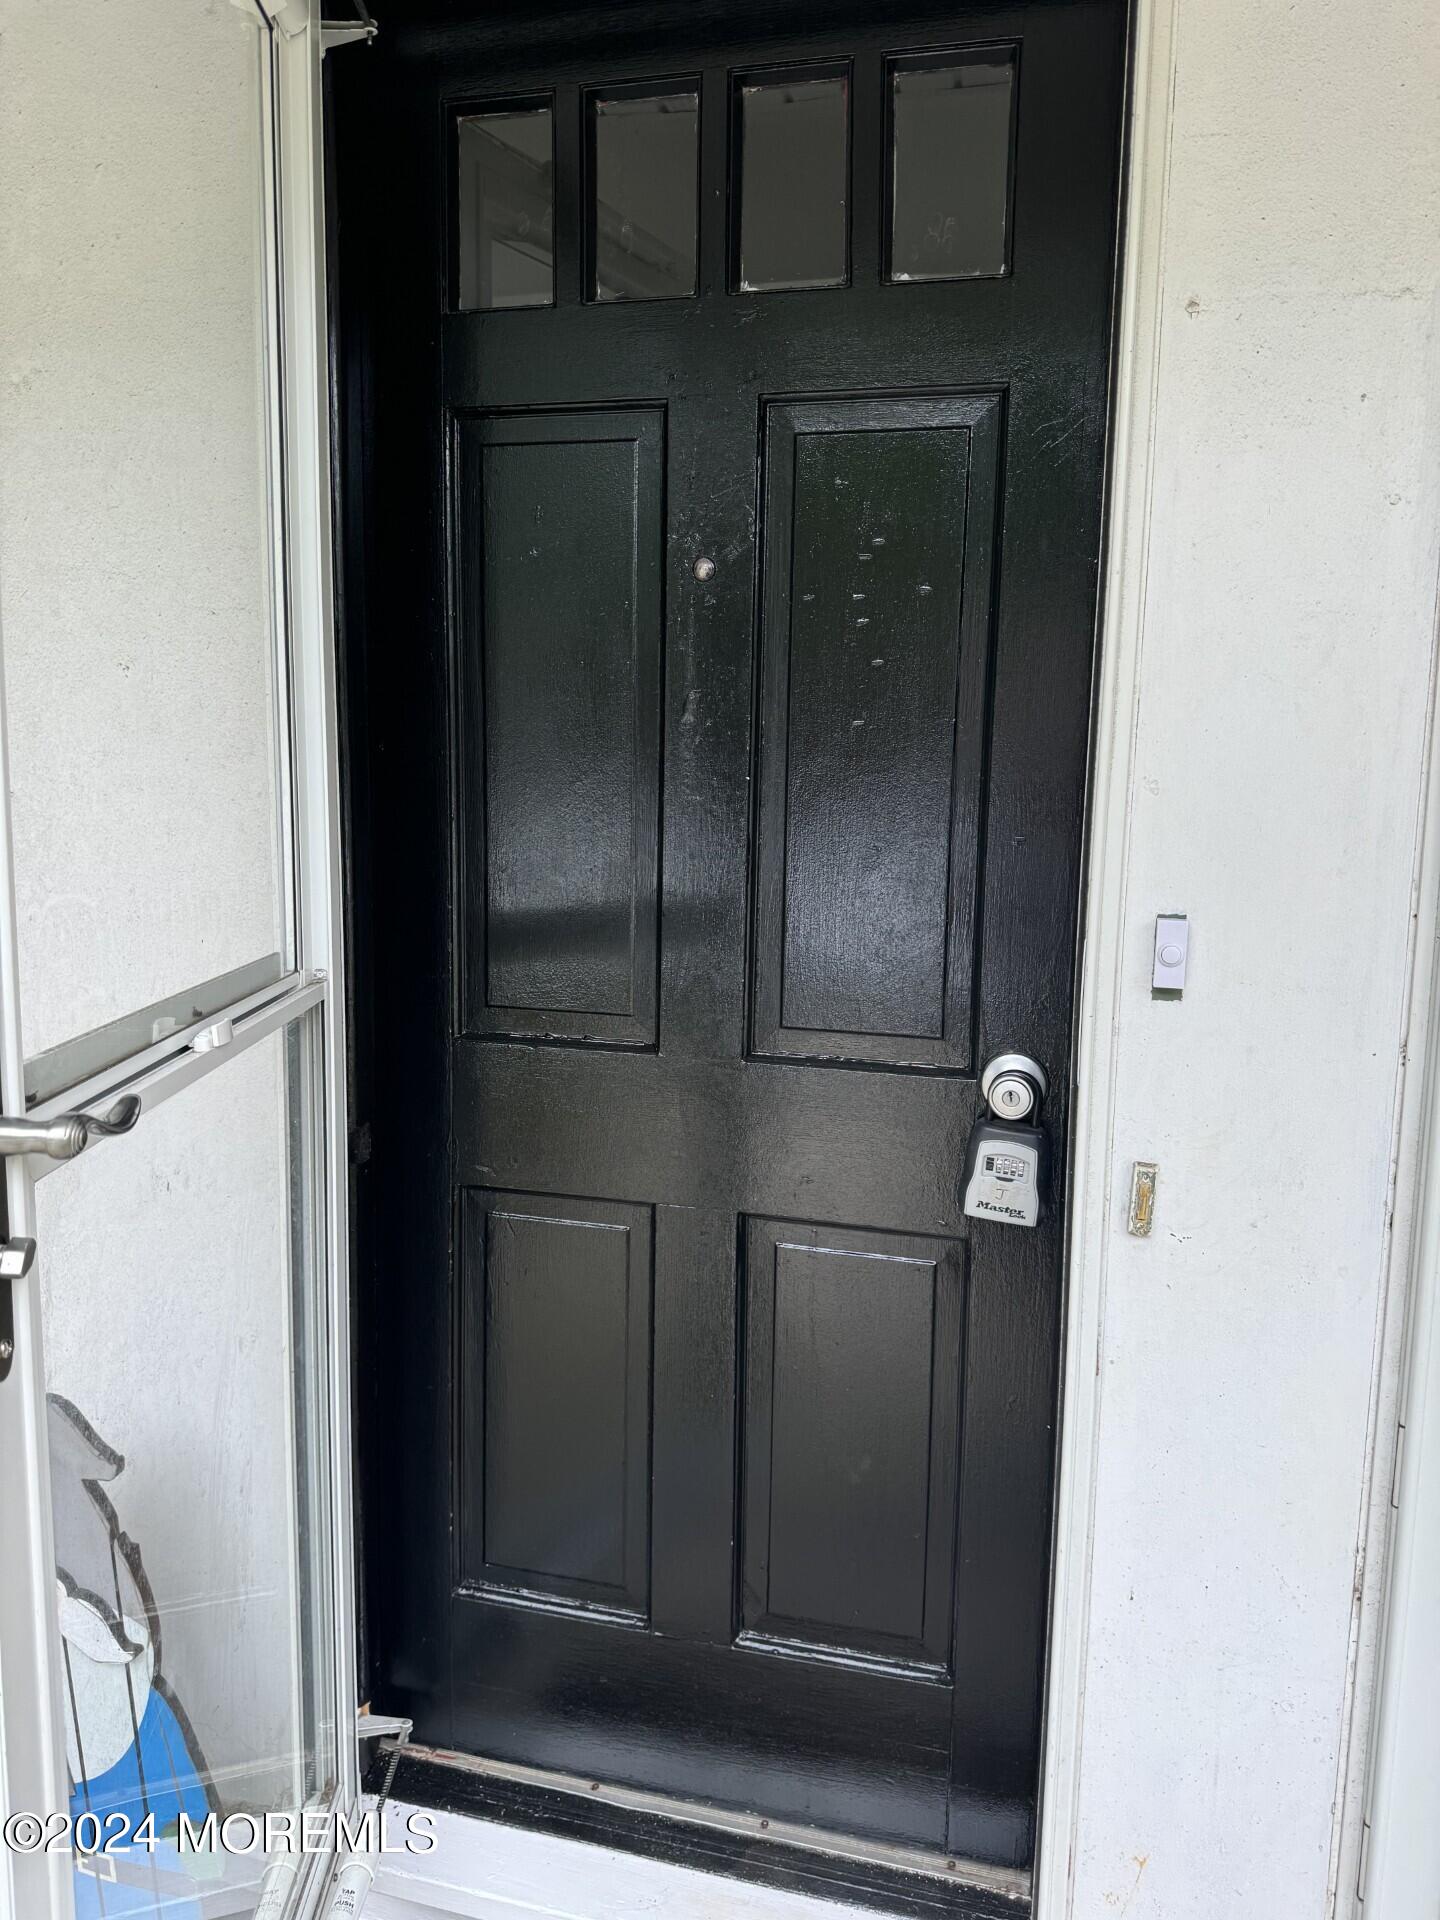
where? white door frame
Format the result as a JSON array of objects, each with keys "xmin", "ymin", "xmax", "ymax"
[
  {"xmin": 1031, "ymin": 0, "xmax": 1179, "ymax": 1904},
  {"xmin": 0, "ymin": 7, "xmax": 356, "ymax": 1918},
  {"xmin": 1035, "ymin": 0, "xmax": 1440, "ymax": 1915}
]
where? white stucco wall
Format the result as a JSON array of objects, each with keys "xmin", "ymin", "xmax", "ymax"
[{"xmin": 1068, "ymin": 3, "xmax": 1440, "ymax": 1916}]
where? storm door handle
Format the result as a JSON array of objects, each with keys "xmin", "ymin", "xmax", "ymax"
[{"xmin": 0, "ymin": 1093, "xmax": 142, "ymax": 1161}]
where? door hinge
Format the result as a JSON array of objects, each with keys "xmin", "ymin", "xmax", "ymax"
[
  {"xmin": 0, "ymin": 1237, "xmax": 37, "ymax": 1384},
  {"xmin": 1390, "ymin": 1420, "xmax": 1407, "ymax": 1509}
]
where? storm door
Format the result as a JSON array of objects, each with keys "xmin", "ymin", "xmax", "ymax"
[{"xmin": 0, "ymin": 6, "xmax": 354, "ymax": 1918}]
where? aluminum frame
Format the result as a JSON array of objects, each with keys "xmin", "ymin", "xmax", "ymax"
[{"xmin": 0, "ymin": 5, "xmax": 357, "ymax": 1917}]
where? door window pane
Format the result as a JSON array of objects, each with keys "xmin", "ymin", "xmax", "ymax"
[
  {"xmin": 737, "ymin": 73, "xmax": 848, "ymax": 293},
  {"xmin": 591, "ymin": 89, "xmax": 699, "ymax": 302},
  {"xmin": 38, "ymin": 1024, "xmax": 334, "ymax": 1917},
  {"xmin": 889, "ymin": 52, "xmax": 1016, "ymax": 283},
  {"xmin": 457, "ymin": 104, "xmax": 555, "ymax": 310},
  {"xmin": 0, "ymin": 2, "xmax": 287, "ymax": 1062}
]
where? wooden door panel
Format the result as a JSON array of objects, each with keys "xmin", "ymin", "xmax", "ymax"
[
  {"xmin": 450, "ymin": 1591, "xmax": 954, "ymax": 1847},
  {"xmin": 454, "ymin": 1045, "xmax": 973, "ymax": 1234},
  {"xmin": 459, "ymin": 1190, "xmax": 653, "ymax": 1619},
  {"xmin": 740, "ymin": 1218, "xmax": 965, "ymax": 1674},
  {"xmin": 752, "ymin": 395, "xmax": 999, "ymax": 1070},
  {"xmin": 456, "ymin": 408, "xmax": 664, "ymax": 1047},
  {"xmin": 442, "ymin": 284, "xmax": 1028, "ymax": 410}
]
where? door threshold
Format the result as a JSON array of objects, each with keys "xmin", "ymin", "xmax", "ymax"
[{"xmin": 370, "ymin": 1745, "xmax": 1030, "ymax": 1920}]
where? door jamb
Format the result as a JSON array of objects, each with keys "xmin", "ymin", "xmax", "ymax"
[
  {"xmin": 1036, "ymin": 0, "xmax": 1440, "ymax": 1913},
  {"xmin": 1031, "ymin": 0, "xmax": 1177, "ymax": 1904}
]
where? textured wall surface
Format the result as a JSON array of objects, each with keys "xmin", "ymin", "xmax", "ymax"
[
  {"xmin": 1071, "ymin": 2, "xmax": 1440, "ymax": 1915},
  {"xmin": 0, "ymin": 0, "xmax": 283, "ymax": 1059}
]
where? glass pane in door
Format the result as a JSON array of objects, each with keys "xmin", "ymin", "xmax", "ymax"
[
  {"xmin": 457, "ymin": 104, "xmax": 556, "ymax": 311},
  {"xmin": 35, "ymin": 1022, "xmax": 333, "ymax": 1917},
  {"xmin": 0, "ymin": 0, "xmax": 288, "ymax": 1062},
  {"xmin": 736, "ymin": 72, "xmax": 848, "ymax": 292},
  {"xmin": 589, "ymin": 89, "xmax": 699, "ymax": 301},
  {"xmin": 887, "ymin": 51, "xmax": 1016, "ymax": 282}
]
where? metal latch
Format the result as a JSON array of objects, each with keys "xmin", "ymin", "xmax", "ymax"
[
  {"xmin": 0, "ymin": 1237, "xmax": 36, "ymax": 1384},
  {"xmin": 0, "ymin": 1093, "xmax": 141, "ymax": 1162}
]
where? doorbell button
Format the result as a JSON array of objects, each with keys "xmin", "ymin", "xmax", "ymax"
[{"xmin": 1152, "ymin": 914, "xmax": 1189, "ymax": 992}]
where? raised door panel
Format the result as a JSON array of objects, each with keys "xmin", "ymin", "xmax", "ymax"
[
  {"xmin": 751, "ymin": 394, "xmax": 1001, "ymax": 1071},
  {"xmin": 740, "ymin": 1217, "xmax": 965, "ymax": 1673},
  {"xmin": 459, "ymin": 1190, "xmax": 653, "ymax": 1618},
  {"xmin": 456, "ymin": 408, "xmax": 664, "ymax": 1046}
]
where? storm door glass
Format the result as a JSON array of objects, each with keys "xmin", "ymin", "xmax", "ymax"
[
  {"xmin": 36, "ymin": 1025, "xmax": 335, "ymax": 1920},
  {"xmin": 0, "ymin": 0, "xmax": 290, "ymax": 1069},
  {"xmin": 0, "ymin": 1, "xmax": 348, "ymax": 1917}
]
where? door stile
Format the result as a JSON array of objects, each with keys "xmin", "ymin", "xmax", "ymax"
[
  {"xmin": 276, "ymin": 0, "xmax": 363, "ymax": 1830},
  {"xmin": 0, "ymin": 607, "xmax": 73, "ymax": 1920}
]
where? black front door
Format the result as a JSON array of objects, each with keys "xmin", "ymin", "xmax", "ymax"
[{"xmin": 337, "ymin": 0, "xmax": 1122, "ymax": 1875}]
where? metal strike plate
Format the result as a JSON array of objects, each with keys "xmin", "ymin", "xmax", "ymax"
[
  {"xmin": 1128, "ymin": 1163, "xmax": 1158, "ymax": 1236},
  {"xmin": 0, "ymin": 1236, "xmax": 36, "ymax": 1383}
]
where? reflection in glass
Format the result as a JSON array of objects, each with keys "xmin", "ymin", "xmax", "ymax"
[
  {"xmin": 738, "ymin": 74, "xmax": 848, "ymax": 293},
  {"xmin": 889, "ymin": 53, "xmax": 1015, "ymax": 283},
  {"xmin": 1, "ymin": 2, "xmax": 287, "ymax": 1063},
  {"xmin": 40, "ymin": 1026, "xmax": 334, "ymax": 1917},
  {"xmin": 592, "ymin": 90, "xmax": 699, "ymax": 301},
  {"xmin": 457, "ymin": 105, "xmax": 555, "ymax": 310}
]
